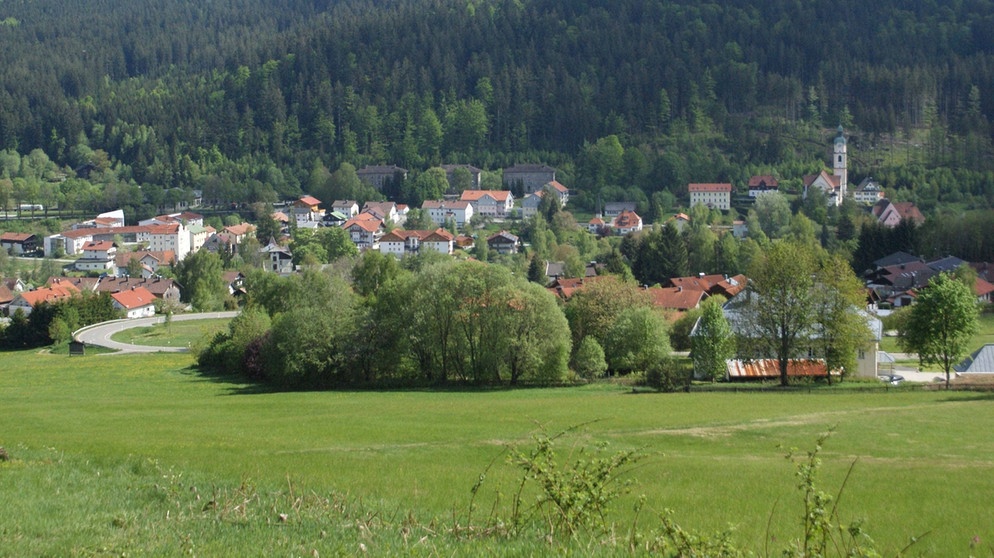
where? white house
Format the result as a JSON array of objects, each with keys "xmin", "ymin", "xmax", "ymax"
[
  {"xmin": 688, "ymin": 183, "xmax": 732, "ymax": 210},
  {"xmin": 362, "ymin": 201, "xmax": 403, "ymax": 225},
  {"xmin": 1, "ymin": 232, "xmax": 38, "ymax": 255},
  {"xmin": 45, "ymin": 229, "xmax": 93, "ymax": 256},
  {"xmin": 342, "ymin": 214, "xmax": 385, "ymax": 250},
  {"xmin": 75, "ymin": 241, "xmax": 118, "ymax": 273},
  {"xmin": 8, "ymin": 283, "xmax": 79, "ymax": 316},
  {"xmin": 852, "ymin": 177, "xmax": 886, "ymax": 204},
  {"xmin": 378, "ymin": 228, "xmax": 454, "ymax": 257},
  {"xmin": 293, "ymin": 195, "xmax": 325, "ymax": 224},
  {"xmin": 111, "ymin": 286, "xmax": 157, "ymax": 318},
  {"xmin": 147, "ymin": 223, "xmax": 191, "ymax": 261},
  {"xmin": 460, "ymin": 190, "xmax": 514, "ymax": 218},
  {"xmin": 332, "ymin": 200, "xmax": 360, "ymax": 218},
  {"xmin": 422, "ymin": 200, "xmax": 474, "ymax": 227},
  {"xmin": 260, "ymin": 239, "xmax": 294, "ymax": 274},
  {"xmin": 612, "ymin": 210, "xmax": 643, "ymax": 235},
  {"xmin": 748, "ymin": 175, "xmax": 779, "ymax": 197}
]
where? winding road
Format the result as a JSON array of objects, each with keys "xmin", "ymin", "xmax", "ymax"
[{"xmin": 74, "ymin": 312, "xmax": 238, "ymax": 353}]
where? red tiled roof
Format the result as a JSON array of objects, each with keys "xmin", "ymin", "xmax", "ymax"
[
  {"xmin": 82, "ymin": 241, "xmax": 115, "ymax": 251},
  {"xmin": 111, "ymin": 287, "xmax": 156, "ymax": 309},
  {"xmin": 298, "ymin": 195, "xmax": 322, "ymax": 206},
  {"xmin": 424, "ymin": 228, "xmax": 454, "ymax": 242},
  {"xmin": 688, "ymin": 183, "xmax": 732, "ymax": 193},
  {"xmin": 892, "ymin": 202, "xmax": 925, "ymax": 224},
  {"xmin": 613, "ymin": 210, "xmax": 641, "ymax": 229},
  {"xmin": 975, "ymin": 277, "xmax": 994, "ymax": 298},
  {"xmin": 146, "ymin": 224, "xmax": 182, "ymax": 235},
  {"xmin": 1, "ymin": 232, "xmax": 34, "ymax": 242},
  {"xmin": 344, "ymin": 216, "xmax": 383, "ymax": 232},
  {"xmin": 94, "ymin": 277, "xmax": 179, "ymax": 297},
  {"xmin": 461, "ymin": 190, "xmax": 512, "ymax": 202},
  {"xmin": 544, "ymin": 180, "xmax": 569, "ymax": 193},
  {"xmin": 645, "ymin": 286, "xmax": 707, "ymax": 310},
  {"xmin": 114, "ymin": 250, "xmax": 176, "ymax": 268},
  {"xmin": 224, "ymin": 223, "xmax": 255, "ymax": 236},
  {"xmin": 61, "ymin": 229, "xmax": 97, "ymax": 239},
  {"xmin": 802, "ymin": 171, "xmax": 841, "ymax": 189},
  {"xmin": 0, "ymin": 284, "xmax": 14, "ymax": 304},
  {"xmin": 748, "ymin": 175, "xmax": 778, "ymax": 188},
  {"xmin": 16, "ymin": 283, "xmax": 79, "ymax": 307}
]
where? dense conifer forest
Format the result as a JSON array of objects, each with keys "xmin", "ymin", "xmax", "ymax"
[{"xmin": 0, "ymin": 0, "xmax": 993, "ymax": 216}]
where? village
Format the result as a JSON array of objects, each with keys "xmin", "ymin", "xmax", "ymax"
[{"xmin": 2, "ymin": 127, "xmax": 992, "ymax": 381}]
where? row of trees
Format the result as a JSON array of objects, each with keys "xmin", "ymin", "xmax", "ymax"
[
  {"xmin": 196, "ymin": 256, "xmax": 675, "ymax": 389},
  {"xmin": 0, "ymin": 292, "xmax": 118, "ymax": 349}
]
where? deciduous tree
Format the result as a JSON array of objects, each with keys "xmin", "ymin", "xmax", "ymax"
[
  {"xmin": 691, "ymin": 297, "xmax": 734, "ymax": 381},
  {"xmin": 899, "ymin": 273, "xmax": 979, "ymax": 388}
]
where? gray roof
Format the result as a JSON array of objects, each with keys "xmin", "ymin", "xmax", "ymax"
[
  {"xmin": 873, "ymin": 251, "xmax": 921, "ymax": 269},
  {"xmin": 954, "ymin": 344, "xmax": 994, "ymax": 373},
  {"xmin": 927, "ymin": 256, "xmax": 967, "ymax": 274}
]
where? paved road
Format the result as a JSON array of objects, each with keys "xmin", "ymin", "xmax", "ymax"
[{"xmin": 74, "ymin": 312, "xmax": 238, "ymax": 353}]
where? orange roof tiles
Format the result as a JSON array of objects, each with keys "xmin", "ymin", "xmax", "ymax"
[
  {"xmin": 17, "ymin": 283, "xmax": 79, "ymax": 307},
  {"xmin": 460, "ymin": 190, "xmax": 512, "ymax": 202},
  {"xmin": 688, "ymin": 183, "xmax": 732, "ymax": 192},
  {"xmin": 111, "ymin": 287, "xmax": 156, "ymax": 309}
]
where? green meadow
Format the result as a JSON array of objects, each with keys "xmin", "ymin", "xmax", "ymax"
[
  {"xmin": 109, "ymin": 318, "xmax": 230, "ymax": 348},
  {"xmin": 2, "ymin": 348, "xmax": 993, "ymax": 555}
]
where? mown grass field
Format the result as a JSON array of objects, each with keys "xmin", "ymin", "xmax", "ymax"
[
  {"xmin": 108, "ymin": 318, "xmax": 230, "ymax": 348},
  {"xmin": 2, "ymin": 348, "xmax": 993, "ymax": 555}
]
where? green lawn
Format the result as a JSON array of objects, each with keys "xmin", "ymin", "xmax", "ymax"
[
  {"xmin": 879, "ymin": 309, "xmax": 994, "ymax": 355},
  {"xmin": 2, "ymin": 349, "xmax": 993, "ymax": 555},
  {"xmin": 108, "ymin": 318, "xmax": 229, "ymax": 348}
]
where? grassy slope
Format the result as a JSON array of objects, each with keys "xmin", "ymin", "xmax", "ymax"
[
  {"xmin": 879, "ymin": 311, "xmax": 994, "ymax": 356},
  {"xmin": 108, "ymin": 318, "xmax": 230, "ymax": 348},
  {"xmin": 1, "ymin": 349, "xmax": 993, "ymax": 555}
]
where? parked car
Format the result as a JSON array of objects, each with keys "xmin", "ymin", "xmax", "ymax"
[{"xmin": 878, "ymin": 374, "xmax": 905, "ymax": 385}]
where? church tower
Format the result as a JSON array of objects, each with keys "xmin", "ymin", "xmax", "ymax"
[{"xmin": 833, "ymin": 124, "xmax": 847, "ymax": 201}]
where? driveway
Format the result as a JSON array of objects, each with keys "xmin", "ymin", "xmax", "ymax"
[{"xmin": 74, "ymin": 312, "xmax": 238, "ymax": 353}]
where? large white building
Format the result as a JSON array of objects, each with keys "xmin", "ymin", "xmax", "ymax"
[
  {"xmin": 422, "ymin": 200, "xmax": 474, "ymax": 227},
  {"xmin": 688, "ymin": 183, "xmax": 732, "ymax": 210}
]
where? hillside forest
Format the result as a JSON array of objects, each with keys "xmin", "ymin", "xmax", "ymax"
[{"xmin": 0, "ymin": 0, "xmax": 992, "ymax": 223}]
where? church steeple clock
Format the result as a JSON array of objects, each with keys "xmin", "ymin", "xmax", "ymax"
[{"xmin": 833, "ymin": 124, "xmax": 848, "ymax": 200}]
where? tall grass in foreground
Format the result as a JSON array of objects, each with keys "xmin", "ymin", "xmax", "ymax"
[{"xmin": 2, "ymin": 349, "xmax": 994, "ymax": 554}]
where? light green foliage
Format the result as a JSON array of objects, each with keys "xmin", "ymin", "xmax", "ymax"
[
  {"xmin": 813, "ymin": 254, "xmax": 872, "ymax": 380},
  {"xmin": 503, "ymin": 427, "xmax": 641, "ymax": 538},
  {"xmin": 691, "ymin": 297, "xmax": 734, "ymax": 381},
  {"xmin": 350, "ymin": 249, "xmax": 402, "ymax": 298},
  {"xmin": 753, "ymin": 192, "xmax": 791, "ymax": 239},
  {"xmin": 899, "ymin": 272, "xmax": 980, "ymax": 388},
  {"xmin": 740, "ymin": 241, "xmax": 818, "ymax": 386},
  {"xmin": 603, "ymin": 306, "xmax": 671, "ymax": 374},
  {"xmin": 564, "ymin": 275, "xmax": 653, "ymax": 352},
  {"xmin": 173, "ymin": 250, "xmax": 228, "ymax": 311},
  {"xmin": 573, "ymin": 336, "xmax": 608, "ymax": 379}
]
